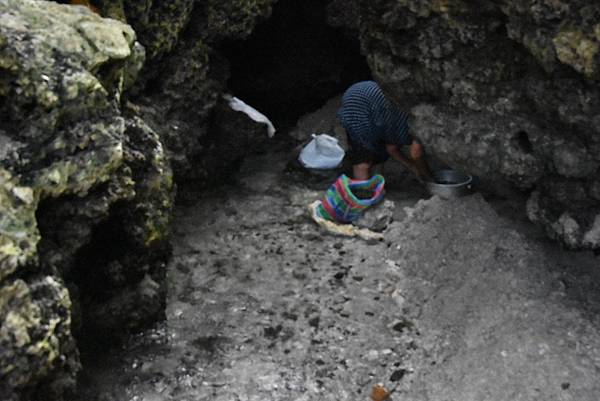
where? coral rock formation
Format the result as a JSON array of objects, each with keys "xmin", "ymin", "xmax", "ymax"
[{"xmin": 0, "ymin": 1, "xmax": 171, "ymax": 399}]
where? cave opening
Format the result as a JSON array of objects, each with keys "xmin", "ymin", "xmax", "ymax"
[{"xmin": 220, "ymin": 0, "xmax": 371, "ymax": 132}]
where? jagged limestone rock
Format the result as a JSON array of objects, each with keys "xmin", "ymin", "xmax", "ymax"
[
  {"xmin": 202, "ymin": 0, "xmax": 275, "ymax": 41},
  {"xmin": 98, "ymin": 0, "xmax": 274, "ymax": 82},
  {"xmin": 0, "ymin": 0, "xmax": 137, "ymax": 281},
  {"xmin": 0, "ymin": 168, "xmax": 38, "ymax": 280},
  {"xmin": 527, "ymin": 176, "xmax": 600, "ymax": 249},
  {"xmin": 0, "ymin": 1, "xmax": 173, "ymax": 399},
  {"xmin": 137, "ymin": 37, "xmax": 224, "ymax": 179},
  {"xmin": 350, "ymin": 0, "xmax": 600, "ymax": 249},
  {"xmin": 123, "ymin": 0, "xmax": 277, "ymax": 181},
  {"xmin": 82, "ymin": 1, "xmax": 277, "ymax": 181},
  {"xmin": 2, "ymin": 0, "xmax": 273, "ymax": 397},
  {"xmin": 117, "ymin": 0, "xmax": 195, "ymax": 62},
  {"xmin": 411, "ymin": 104, "xmax": 546, "ymax": 188},
  {"xmin": 0, "ymin": 277, "xmax": 79, "ymax": 401}
]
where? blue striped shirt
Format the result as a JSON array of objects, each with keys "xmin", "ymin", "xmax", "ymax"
[{"xmin": 337, "ymin": 81, "xmax": 412, "ymax": 160}]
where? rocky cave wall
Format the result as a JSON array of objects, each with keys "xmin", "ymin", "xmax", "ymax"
[
  {"xmin": 0, "ymin": 0, "xmax": 277, "ymax": 400},
  {"xmin": 344, "ymin": 0, "xmax": 600, "ymax": 249},
  {"xmin": 0, "ymin": 2, "xmax": 173, "ymax": 400}
]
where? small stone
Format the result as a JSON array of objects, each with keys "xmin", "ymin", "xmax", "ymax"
[
  {"xmin": 353, "ymin": 200, "xmax": 395, "ymax": 232},
  {"xmin": 390, "ymin": 368, "xmax": 407, "ymax": 382},
  {"xmin": 366, "ymin": 350, "xmax": 379, "ymax": 361},
  {"xmin": 371, "ymin": 383, "xmax": 391, "ymax": 401}
]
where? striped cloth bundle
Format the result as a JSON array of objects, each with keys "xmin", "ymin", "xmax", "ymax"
[{"xmin": 317, "ymin": 175, "xmax": 385, "ymax": 224}]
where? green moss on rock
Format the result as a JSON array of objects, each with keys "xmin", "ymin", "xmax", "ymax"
[
  {"xmin": 0, "ymin": 1, "xmax": 174, "ymax": 399},
  {"xmin": 0, "ymin": 277, "xmax": 79, "ymax": 401},
  {"xmin": 0, "ymin": 168, "xmax": 39, "ymax": 281},
  {"xmin": 204, "ymin": 0, "xmax": 275, "ymax": 40},
  {"xmin": 553, "ymin": 29, "xmax": 599, "ymax": 78}
]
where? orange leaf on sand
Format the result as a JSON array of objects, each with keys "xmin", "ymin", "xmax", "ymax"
[
  {"xmin": 371, "ymin": 384, "xmax": 391, "ymax": 401},
  {"xmin": 69, "ymin": 0, "xmax": 101, "ymax": 15}
]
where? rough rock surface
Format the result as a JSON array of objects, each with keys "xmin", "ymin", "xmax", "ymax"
[
  {"xmin": 97, "ymin": 0, "xmax": 278, "ymax": 180},
  {"xmin": 353, "ymin": 199, "xmax": 396, "ymax": 232},
  {"xmin": 73, "ymin": 143, "xmax": 600, "ymax": 401},
  {"xmin": 353, "ymin": 0, "xmax": 600, "ymax": 249},
  {"xmin": 0, "ymin": 1, "xmax": 172, "ymax": 399},
  {"xmin": 386, "ymin": 195, "xmax": 600, "ymax": 400}
]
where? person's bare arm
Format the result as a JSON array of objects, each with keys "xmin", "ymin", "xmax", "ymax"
[
  {"xmin": 385, "ymin": 143, "xmax": 418, "ymax": 175},
  {"xmin": 409, "ymin": 140, "xmax": 434, "ymax": 181},
  {"xmin": 386, "ymin": 142, "xmax": 434, "ymax": 181}
]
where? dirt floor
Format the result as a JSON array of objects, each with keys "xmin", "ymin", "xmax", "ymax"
[{"xmin": 75, "ymin": 106, "xmax": 600, "ymax": 401}]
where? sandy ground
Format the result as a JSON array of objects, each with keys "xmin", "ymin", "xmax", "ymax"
[{"xmin": 75, "ymin": 108, "xmax": 600, "ymax": 401}]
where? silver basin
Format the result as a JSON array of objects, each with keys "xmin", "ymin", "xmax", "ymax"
[{"xmin": 425, "ymin": 169, "xmax": 473, "ymax": 198}]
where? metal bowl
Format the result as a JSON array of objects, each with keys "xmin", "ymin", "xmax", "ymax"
[{"xmin": 425, "ymin": 169, "xmax": 473, "ymax": 199}]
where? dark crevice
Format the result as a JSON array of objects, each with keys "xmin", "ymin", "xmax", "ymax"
[
  {"xmin": 94, "ymin": 59, "xmax": 126, "ymax": 97},
  {"xmin": 36, "ymin": 192, "xmax": 168, "ymax": 354},
  {"xmin": 220, "ymin": 0, "xmax": 371, "ymax": 130},
  {"xmin": 513, "ymin": 130, "xmax": 534, "ymax": 154}
]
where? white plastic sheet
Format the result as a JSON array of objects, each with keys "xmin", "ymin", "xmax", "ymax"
[{"xmin": 224, "ymin": 94, "xmax": 276, "ymax": 138}]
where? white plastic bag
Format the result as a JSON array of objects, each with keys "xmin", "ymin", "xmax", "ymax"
[
  {"xmin": 298, "ymin": 134, "xmax": 345, "ymax": 169},
  {"xmin": 224, "ymin": 94, "xmax": 276, "ymax": 138}
]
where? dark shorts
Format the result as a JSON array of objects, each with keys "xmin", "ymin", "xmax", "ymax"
[
  {"xmin": 345, "ymin": 138, "xmax": 387, "ymax": 165},
  {"xmin": 342, "ymin": 125, "xmax": 388, "ymax": 166}
]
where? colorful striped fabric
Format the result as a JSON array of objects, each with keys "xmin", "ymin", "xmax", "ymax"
[{"xmin": 317, "ymin": 174, "xmax": 385, "ymax": 223}]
